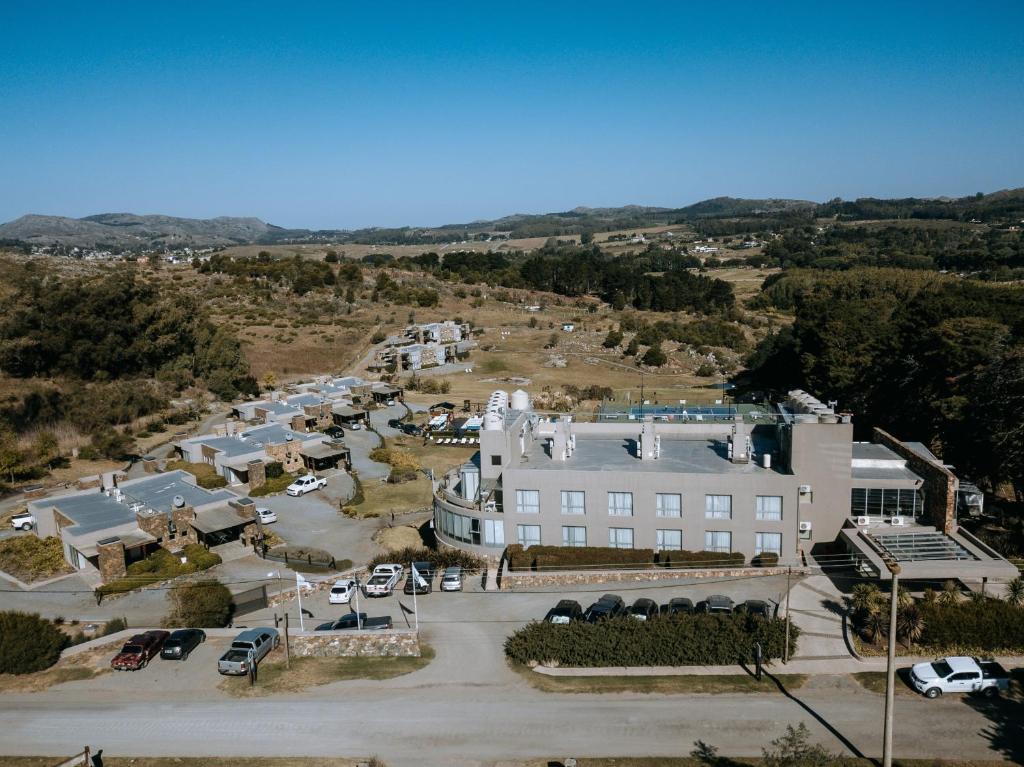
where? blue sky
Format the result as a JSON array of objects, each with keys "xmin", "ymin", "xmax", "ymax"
[{"xmin": 2, "ymin": 1, "xmax": 1022, "ymax": 229}]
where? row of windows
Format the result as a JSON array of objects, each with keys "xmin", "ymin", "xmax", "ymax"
[
  {"xmin": 436, "ymin": 508, "xmax": 506, "ymax": 548},
  {"xmin": 516, "ymin": 525, "xmax": 782, "ymax": 556},
  {"xmin": 850, "ymin": 488, "xmax": 924, "ymax": 517},
  {"xmin": 514, "ymin": 490, "xmax": 783, "ymax": 521}
]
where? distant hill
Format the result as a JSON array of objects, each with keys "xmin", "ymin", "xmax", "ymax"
[
  {"xmin": 0, "ymin": 213, "xmax": 281, "ymax": 248},
  {"xmin": 3, "ymin": 189, "xmax": 1021, "ymax": 250}
]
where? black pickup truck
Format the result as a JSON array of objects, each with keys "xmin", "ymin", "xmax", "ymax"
[{"xmin": 315, "ymin": 613, "xmax": 393, "ymax": 631}]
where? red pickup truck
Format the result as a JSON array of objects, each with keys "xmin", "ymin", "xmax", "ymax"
[{"xmin": 110, "ymin": 630, "xmax": 170, "ymax": 671}]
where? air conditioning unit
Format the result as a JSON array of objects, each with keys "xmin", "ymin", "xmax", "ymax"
[
  {"xmin": 798, "ymin": 521, "xmax": 812, "ymax": 532},
  {"xmin": 856, "ymin": 516, "xmax": 870, "ymax": 527},
  {"xmin": 798, "ymin": 484, "xmax": 812, "ymax": 494},
  {"xmin": 890, "ymin": 516, "xmax": 907, "ymax": 527}
]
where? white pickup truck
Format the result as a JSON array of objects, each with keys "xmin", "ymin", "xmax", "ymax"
[
  {"xmin": 363, "ymin": 564, "xmax": 404, "ymax": 597},
  {"xmin": 909, "ymin": 656, "xmax": 1011, "ymax": 698}
]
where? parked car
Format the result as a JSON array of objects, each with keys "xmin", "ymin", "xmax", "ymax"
[
  {"xmin": 411, "ymin": 561, "xmax": 435, "ymax": 581},
  {"xmin": 323, "ymin": 425, "xmax": 345, "ymax": 439},
  {"xmin": 661, "ymin": 597, "xmax": 694, "ymax": 616},
  {"xmin": 111, "ymin": 630, "xmax": 170, "ymax": 671},
  {"xmin": 403, "ymin": 571, "xmax": 431, "ymax": 595},
  {"xmin": 584, "ymin": 594, "xmax": 627, "ymax": 622},
  {"xmin": 386, "ymin": 399, "xmax": 396, "ymax": 406},
  {"xmin": 160, "ymin": 629, "xmax": 206, "ymax": 661},
  {"xmin": 217, "ymin": 628, "xmax": 279, "ymax": 675},
  {"xmin": 285, "ymin": 475, "xmax": 328, "ymax": 496},
  {"xmin": 315, "ymin": 613, "xmax": 393, "ymax": 631},
  {"xmin": 738, "ymin": 599, "xmax": 772, "ymax": 619},
  {"xmin": 628, "ymin": 597, "xmax": 660, "ymax": 621},
  {"xmin": 256, "ymin": 507, "xmax": 277, "ymax": 524},
  {"xmin": 910, "ymin": 657, "xmax": 1011, "ymax": 699},
  {"xmin": 365, "ymin": 571, "xmax": 401, "ymax": 597},
  {"xmin": 372, "ymin": 563, "xmax": 405, "ymax": 580},
  {"xmin": 387, "ymin": 418, "xmax": 403, "ymax": 429},
  {"xmin": 440, "ymin": 566, "xmax": 463, "ymax": 592},
  {"xmin": 698, "ymin": 595, "xmax": 735, "ymax": 614},
  {"xmin": 402, "ymin": 423, "xmax": 423, "ymax": 436},
  {"xmin": 544, "ymin": 599, "xmax": 584, "ymax": 625},
  {"xmin": 10, "ymin": 511, "xmax": 35, "ymax": 531},
  {"xmin": 349, "ymin": 422, "xmax": 363, "ymax": 431},
  {"xmin": 328, "ymin": 578, "xmax": 358, "ymax": 605}
]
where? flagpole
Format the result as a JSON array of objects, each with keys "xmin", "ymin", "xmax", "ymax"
[
  {"xmin": 411, "ymin": 563, "xmax": 419, "ymax": 631},
  {"xmin": 295, "ymin": 572, "xmax": 305, "ymax": 632},
  {"xmin": 355, "ymin": 573, "xmax": 362, "ymax": 630}
]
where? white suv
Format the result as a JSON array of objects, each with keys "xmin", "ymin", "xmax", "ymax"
[
  {"xmin": 10, "ymin": 511, "xmax": 36, "ymax": 531},
  {"xmin": 328, "ymin": 578, "xmax": 357, "ymax": 605}
]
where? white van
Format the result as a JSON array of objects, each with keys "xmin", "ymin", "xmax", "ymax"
[{"xmin": 329, "ymin": 578, "xmax": 357, "ymax": 605}]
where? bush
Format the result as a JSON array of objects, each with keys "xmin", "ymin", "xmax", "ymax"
[
  {"xmin": 505, "ymin": 545, "xmax": 745, "ymax": 571},
  {"xmin": 752, "ymin": 552, "xmax": 780, "ymax": 567},
  {"xmin": 0, "ymin": 535, "xmax": 70, "ymax": 583},
  {"xmin": 504, "ymin": 614, "xmax": 796, "ymax": 667},
  {"xmin": 368, "ymin": 546, "xmax": 484, "ymax": 573},
  {"xmin": 264, "ymin": 461, "xmax": 284, "ymax": 479},
  {"xmin": 917, "ymin": 599, "xmax": 1024, "ymax": 653},
  {"xmin": 98, "ymin": 544, "xmax": 222, "ymax": 596},
  {"xmin": 0, "ymin": 612, "xmax": 68, "ymax": 674},
  {"xmin": 249, "ymin": 472, "xmax": 296, "ymax": 497},
  {"xmin": 163, "ymin": 578, "xmax": 234, "ymax": 628},
  {"xmin": 164, "ymin": 460, "xmax": 228, "ymax": 489}
]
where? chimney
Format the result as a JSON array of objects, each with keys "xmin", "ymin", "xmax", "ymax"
[
  {"xmin": 638, "ymin": 417, "xmax": 657, "ymax": 460},
  {"xmin": 730, "ymin": 416, "xmax": 751, "ymax": 464}
]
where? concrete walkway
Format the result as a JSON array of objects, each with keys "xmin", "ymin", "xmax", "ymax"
[{"xmin": 784, "ymin": 554, "xmax": 852, "ymax": 661}]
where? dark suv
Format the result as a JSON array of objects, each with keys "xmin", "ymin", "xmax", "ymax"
[
  {"xmin": 738, "ymin": 599, "xmax": 772, "ymax": 619},
  {"xmin": 160, "ymin": 628, "xmax": 206, "ymax": 661},
  {"xmin": 698, "ymin": 594, "xmax": 735, "ymax": 614},
  {"xmin": 544, "ymin": 599, "xmax": 584, "ymax": 624},
  {"xmin": 628, "ymin": 598, "xmax": 659, "ymax": 621},
  {"xmin": 584, "ymin": 593, "xmax": 627, "ymax": 622},
  {"xmin": 662, "ymin": 597, "xmax": 694, "ymax": 616}
]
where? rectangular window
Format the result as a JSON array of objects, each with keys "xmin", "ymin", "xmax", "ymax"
[
  {"xmin": 484, "ymin": 519, "xmax": 505, "ymax": 547},
  {"xmin": 656, "ymin": 493, "xmax": 682, "ymax": 518},
  {"xmin": 655, "ymin": 529, "xmax": 682, "ymax": 551},
  {"xmin": 755, "ymin": 495, "xmax": 783, "ymax": 521},
  {"xmin": 704, "ymin": 531, "xmax": 732, "ymax": 553},
  {"xmin": 609, "ymin": 527, "xmax": 634, "ymax": 549},
  {"xmin": 562, "ymin": 525, "xmax": 587, "ymax": 547},
  {"xmin": 515, "ymin": 489, "xmax": 540, "ymax": 514},
  {"xmin": 705, "ymin": 495, "xmax": 732, "ymax": 519},
  {"xmin": 755, "ymin": 532, "xmax": 782, "ymax": 556},
  {"xmin": 516, "ymin": 524, "xmax": 541, "ymax": 548},
  {"xmin": 490, "ymin": 454, "xmax": 502, "ymax": 466},
  {"xmin": 866, "ymin": 488, "xmax": 883, "ymax": 515},
  {"xmin": 851, "ymin": 488, "xmax": 867, "ymax": 515},
  {"xmin": 608, "ymin": 492, "xmax": 633, "ymax": 516},
  {"xmin": 560, "ymin": 490, "xmax": 585, "ymax": 515}
]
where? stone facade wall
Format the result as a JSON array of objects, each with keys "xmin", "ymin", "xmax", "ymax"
[
  {"xmin": 290, "ymin": 629, "xmax": 420, "ymax": 658},
  {"xmin": 97, "ymin": 539, "xmax": 127, "ymax": 581},
  {"xmin": 170, "ymin": 506, "xmax": 197, "ymax": 547},
  {"xmin": 873, "ymin": 428, "xmax": 956, "ymax": 534},
  {"xmin": 265, "ymin": 441, "xmax": 304, "ymax": 473},
  {"xmin": 500, "ymin": 566, "xmax": 804, "ymax": 591},
  {"xmin": 142, "ymin": 457, "xmax": 159, "ymax": 474},
  {"xmin": 77, "ymin": 475, "xmax": 101, "ymax": 490},
  {"xmin": 247, "ymin": 459, "xmax": 266, "ymax": 490},
  {"xmin": 22, "ymin": 486, "xmax": 47, "ymax": 501},
  {"xmin": 290, "ymin": 414, "xmax": 307, "ymax": 432},
  {"xmin": 136, "ymin": 510, "xmax": 167, "ymax": 544}
]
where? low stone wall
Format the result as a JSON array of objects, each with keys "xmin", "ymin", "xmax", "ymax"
[
  {"xmin": 290, "ymin": 629, "xmax": 420, "ymax": 658},
  {"xmin": 500, "ymin": 566, "xmax": 805, "ymax": 590}
]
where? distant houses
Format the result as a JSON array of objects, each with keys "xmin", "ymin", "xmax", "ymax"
[{"xmin": 370, "ymin": 320, "xmax": 476, "ymax": 372}]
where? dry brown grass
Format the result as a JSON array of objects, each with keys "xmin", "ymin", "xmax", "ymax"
[
  {"xmin": 352, "ymin": 474, "xmax": 432, "ymax": 519},
  {"xmin": 510, "ymin": 663, "xmax": 807, "ymax": 695},
  {"xmin": 48, "ymin": 457, "xmax": 125, "ymax": 486},
  {"xmin": 0, "ymin": 535, "xmax": 73, "ymax": 583},
  {"xmin": 375, "ymin": 524, "xmax": 425, "ymax": 551},
  {"xmin": 0, "ymin": 645, "xmax": 115, "ymax": 693}
]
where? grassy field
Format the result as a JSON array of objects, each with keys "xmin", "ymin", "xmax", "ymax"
[
  {"xmin": 0, "ymin": 644, "xmax": 114, "ymax": 694},
  {"xmin": 219, "ymin": 646, "xmax": 434, "ymax": 697},
  {"xmin": 0, "ymin": 535, "xmax": 73, "ymax": 583},
  {"xmin": 349, "ymin": 474, "xmax": 432, "ymax": 519},
  {"xmin": 511, "ymin": 664, "xmax": 808, "ymax": 695}
]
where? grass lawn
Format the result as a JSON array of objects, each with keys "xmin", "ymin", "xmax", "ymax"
[
  {"xmin": 164, "ymin": 459, "xmax": 227, "ymax": 489},
  {"xmin": 375, "ymin": 523, "xmax": 425, "ymax": 550},
  {"xmin": 219, "ymin": 646, "xmax": 434, "ymax": 697},
  {"xmin": 0, "ymin": 644, "xmax": 115, "ymax": 694},
  {"xmin": 854, "ymin": 668, "xmax": 1024, "ymax": 698},
  {"xmin": 0, "ymin": 535, "xmax": 73, "ymax": 583},
  {"xmin": 511, "ymin": 664, "xmax": 807, "ymax": 695},
  {"xmin": 348, "ymin": 474, "xmax": 432, "ymax": 518}
]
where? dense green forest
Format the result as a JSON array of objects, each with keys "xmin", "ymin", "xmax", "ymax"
[{"xmin": 744, "ymin": 268, "xmax": 1024, "ymax": 499}]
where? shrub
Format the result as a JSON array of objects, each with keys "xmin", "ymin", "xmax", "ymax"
[
  {"xmin": 264, "ymin": 461, "xmax": 284, "ymax": 479},
  {"xmin": 504, "ymin": 545, "xmax": 744, "ymax": 571},
  {"xmin": 917, "ymin": 599, "xmax": 1024, "ymax": 653},
  {"xmin": 0, "ymin": 535, "xmax": 70, "ymax": 583},
  {"xmin": 504, "ymin": 614, "xmax": 796, "ymax": 667},
  {"xmin": 368, "ymin": 546, "xmax": 484, "ymax": 573},
  {"xmin": 752, "ymin": 552, "xmax": 780, "ymax": 567},
  {"xmin": 163, "ymin": 578, "xmax": 234, "ymax": 628},
  {"xmin": 249, "ymin": 472, "xmax": 296, "ymax": 497},
  {"xmin": 0, "ymin": 612, "xmax": 68, "ymax": 674},
  {"xmin": 99, "ymin": 544, "xmax": 222, "ymax": 595}
]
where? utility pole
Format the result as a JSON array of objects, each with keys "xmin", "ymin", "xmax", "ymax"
[
  {"xmin": 783, "ymin": 566, "xmax": 792, "ymax": 663},
  {"xmin": 883, "ymin": 562, "xmax": 902, "ymax": 767},
  {"xmin": 283, "ymin": 613, "xmax": 291, "ymax": 669}
]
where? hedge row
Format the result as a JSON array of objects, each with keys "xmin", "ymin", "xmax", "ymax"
[
  {"xmin": 918, "ymin": 600, "xmax": 1024, "ymax": 652},
  {"xmin": 504, "ymin": 614, "xmax": 796, "ymax": 666},
  {"xmin": 368, "ymin": 545, "xmax": 485, "ymax": 573},
  {"xmin": 505, "ymin": 544, "xmax": 745, "ymax": 571}
]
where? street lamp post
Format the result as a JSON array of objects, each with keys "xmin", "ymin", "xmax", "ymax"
[{"xmin": 883, "ymin": 562, "xmax": 902, "ymax": 767}]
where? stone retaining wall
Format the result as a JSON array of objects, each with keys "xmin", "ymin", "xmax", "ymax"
[
  {"xmin": 500, "ymin": 566, "xmax": 805, "ymax": 590},
  {"xmin": 290, "ymin": 629, "xmax": 420, "ymax": 658}
]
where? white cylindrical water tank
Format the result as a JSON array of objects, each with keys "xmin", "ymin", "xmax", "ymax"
[
  {"xmin": 510, "ymin": 389, "xmax": 529, "ymax": 411},
  {"xmin": 483, "ymin": 411, "xmax": 503, "ymax": 431},
  {"xmin": 762, "ymin": 453, "xmax": 772, "ymax": 469}
]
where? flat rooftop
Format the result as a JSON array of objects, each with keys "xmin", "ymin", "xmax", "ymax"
[
  {"xmin": 522, "ymin": 435, "xmax": 780, "ymax": 475},
  {"xmin": 596, "ymin": 402, "xmax": 778, "ymax": 425}
]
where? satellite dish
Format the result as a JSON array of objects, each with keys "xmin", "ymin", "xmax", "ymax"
[
  {"xmin": 285, "ymin": 434, "xmax": 293, "ymax": 441},
  {"xmin": 172, "ymin": 495, "xmax": 186, "ymax": 508}
]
